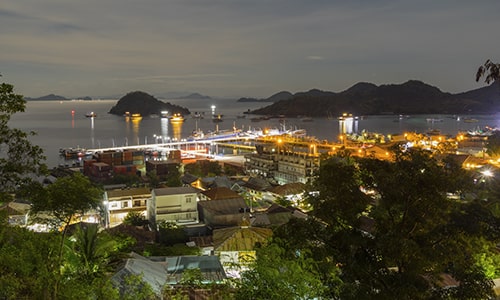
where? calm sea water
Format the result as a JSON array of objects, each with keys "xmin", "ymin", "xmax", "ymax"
[{"xmin": 9, "ymin": 99, "xmax": 500, "ymax": 168}]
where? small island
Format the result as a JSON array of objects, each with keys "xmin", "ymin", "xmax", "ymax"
[{"xmin": 108, "ymin": 91, "xmax": 191, "ymax": 117}]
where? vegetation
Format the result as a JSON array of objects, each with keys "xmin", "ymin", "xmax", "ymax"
[
  {"xmin": 476, "ymin": 59, "xmax": 500, "ymax": 84},
  {"xmin": 250, "ymin": 79, "xmax": 500, "ymax": 117},
  {"xmin": 108, "ymin": 91, "xmax": 190, "ymax": 117},
  {"xmin": 184, "ymin": 160, "xmax": 223, "ymax": 177},
  {"xmin": 268, "ymin": 148, "xmax": 499, "ymax": 299},
  {"xmin": 1, "ymin": 77, "xmax": 499, "ymax": 298},
  {"xmin": 0, "ymin": 77, "xmax": 47, "ymax": 203},
  {"xmin": 236, "ymin": 241, "xmax": 327, "ymax": 299},
  {"xmin": 25, "ymin": 172, "xmax": 104, "ymax": 299}
]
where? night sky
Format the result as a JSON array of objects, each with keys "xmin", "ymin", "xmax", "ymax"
[{"xmin": 1, "ymin": 0, "xmax": 499, "ymax": 98}]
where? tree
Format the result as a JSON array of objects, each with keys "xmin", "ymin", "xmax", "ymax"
[
  {"xmin": 236, "ymin": 241, "xmax": 327, "ymax": 300},
  {"xmin": 0, "ymin": 212, "xmax": 58, "ymax": 299},
  {"xmin": 65, "ymin": 223, "xmax": 118, "ymax": 279},
  {"xmin": 303, "ymin": 149, "xmax": 495, "ymax": 299},
  {"xmin": 485, "ymin": 131, "xmax": 500, "ymax": 158},
  {"xmin": 476, "ymin": 59, "xmax": 500, "ymax": 84},
  {"xmin": 27, "ymin": 172, "xmax": 104, "ymax": 299},
  {"xmin": 123, "ymin": 211, "xmax": 147, "ymax": 226},
  {"xmin": 0, "ymin": 77, "xmax": 47, "ymax": 202}
]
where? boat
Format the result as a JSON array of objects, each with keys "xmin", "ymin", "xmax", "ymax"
[
  {"xmin": 426, "ymin": 118, "xmax": 443, "ymax": 122},
  {"xmin": 463, "ymin": 117, "xmax": 478, "ymax": 123},
  {"xmin": 192, "ymin": 112, "xmax": 204, "ymax": 119},
  {"xmin": 59, "ymin": 147, "xmax": 87, "ymax": 159},
  {"xmin": 169, "ymin": 113, "xmax": 184, "ymax": 122},
  {"xmin": 212, "ymin": 114, "xmax": 223, "ymax": 123},
  {"xmin": 426, "ymin": 129, "xmax": 441, "ymax": 135},
  {"xmin": 338, "ymin": 113, "xmax": 354, "ymax": 121},
  {"xmin": 130, "ymin": 113, "xmax": 142, "ymax": 121},
  {"xmin": 301, "ymin": 116, "xmax": 313, "ymax": 122},
  {"xmin": 160, "ymin": 111, "xmax": 169, "ymax": 118},
  {"xmin": 465, "ymin": 126, "xmax": 496, "ymax": 136},
  {"xmin": 85, "ymin": 112, "xmax": 97, "ymax": 118},
  {"xmin": 287, "ymin": 129, "xmax": 307, "ymax": 137}
]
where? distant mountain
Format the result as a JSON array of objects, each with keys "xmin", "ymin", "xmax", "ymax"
[
  {"xmin": 75, "ymin": 96, "xmax": 92, "ymax": 100},
  {"xmin": 25, "ymin": 94, "xmax": 68, "ymax": 101},
  {"xmin": 249, "ymin": 80, "xmax": 500, "ymax": 117},
  {"xmin": 177, "ymin": 93, "xmax": 211, "ymax": 100},
  {"xmin": 108, "ymin": 91, "xmax": 191, "ymax": 117},
  {"xmin": 237, "ymin": 91, "xmax": 293, "ymax": 103}
]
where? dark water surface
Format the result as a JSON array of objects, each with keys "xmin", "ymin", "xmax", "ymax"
[{"xmin": 9, "ymin": 99, "xmax": 500, "ymax": 168}]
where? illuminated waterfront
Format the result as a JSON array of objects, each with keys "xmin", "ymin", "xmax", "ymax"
[{"xmin": 9, "ymin": 99, "xmax": 500, "ymax": 167}]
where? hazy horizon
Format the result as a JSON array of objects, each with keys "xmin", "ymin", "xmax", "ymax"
[{"xmin": 2, "ymin": 1, "xmax": 499, "ymax": 99}]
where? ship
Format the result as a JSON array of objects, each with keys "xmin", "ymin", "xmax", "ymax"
[
  {"xmin": 170, "ymin": 113, "xmax": 185, "ymax": 122},
  {"xmin": 85, "ymin": 112, "xmax": 97, "ymax": 118}
]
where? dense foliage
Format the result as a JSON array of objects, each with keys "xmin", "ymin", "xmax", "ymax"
[
  {"xmin": 0, "ymin": 79, "xmax": 47, "ymax": 202},
  {"xmin": 269, "ymin": 148, "xmax": 499, "ymax": 299}
]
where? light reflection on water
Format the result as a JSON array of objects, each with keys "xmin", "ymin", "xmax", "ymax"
[{"xmin": 9, "ymin": 99, "xmax": 500, "ymax": 167}]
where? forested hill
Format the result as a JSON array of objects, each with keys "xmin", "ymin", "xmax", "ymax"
[
  {"xmin": 249, "ymin": 80, "xmax": 500, "ymax": 117},
  {"xmin": 108, "ymin": 91, "xmax": 190, "ymax": 116}
]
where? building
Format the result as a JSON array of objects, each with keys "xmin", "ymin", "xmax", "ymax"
[
  {"xmin": 245, "ymin": 143, "xmax": 320, "ymax": 184},
  {"xmin": 212, "ymin": 222, "xmax": 273, "ymax": 278},
  {"xmin": 148, "ymin": 186, "xmax": 201, "ymax": 229},
  {"xmin": 111, "ymin": 252, "xmax": 226, "ymax": 297},
  {"xmin": 103, "ymin": 187, "xmax": 151, "ymax": 227}
]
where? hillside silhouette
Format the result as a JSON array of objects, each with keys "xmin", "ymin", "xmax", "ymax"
[{"xmin": 249, "ymin": 80, "xmax": 500, "ymax": 117}]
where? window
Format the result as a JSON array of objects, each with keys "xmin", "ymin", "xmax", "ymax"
[
  {"xmin": 122, "ymin": 201, "xmax": 129, "ymax": 208},
  {"xmin": 185, "ymin": 197, "xmax": 192, "ymax": 203}
]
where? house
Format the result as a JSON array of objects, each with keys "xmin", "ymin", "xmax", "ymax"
[
  {"xmin": 103, "ymin": 187, "xmax": 151, "ymax": 227},
  {"xmin": 148, "ymin": 186, "xmax": 201, "ymax": 229},
  {"xmin": 199, "ymin": 186, "xmax": 241, "ymax": 201},
  {"xmin": 239, "ymin": 176, "xmax": 274, "ymax": 202},
  {"xmin": 111, "ymin": 252, "xmax": 226, "ymax": 297},
  {"xmin": 0, "ymin": 200, "xmax": 31, "ymax": 226},
  {"xmin": 200, "ymin": 176, "xmax": 235, "ymax": 190},
  {"xmin": 197, "ymin": 192, "xmax": 249, "ymax": 229},
  {"xmin": 180, "ymin": 173, "xmax": 202, "ymax": 189},
  {"xmin": 267, "ymin": 182, "xmax": 306, "ymax": 204},
  {"xmin": 212, "ymin": 222, "xmax": 273, "ymax": 278}
]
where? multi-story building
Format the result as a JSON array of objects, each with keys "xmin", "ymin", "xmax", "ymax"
[
  {"xmin": 244, "ymin": 143, "xmax": 320, "ymax": 184},
  {"xmin": 148, "ymin": 186, "xmax": 201, "ymax": 229},
  {"xmin": 103, "ymin": 187, "xmax": 151, "ymax": 227}
]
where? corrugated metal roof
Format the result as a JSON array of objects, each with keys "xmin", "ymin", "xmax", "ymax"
[
  {"xmin": 111, "ymin": 253, "xmax": 226, "ymax": 295},
  {"xmin": 212, "ymin": 226, "xmax": 272, "ymax": 251}
]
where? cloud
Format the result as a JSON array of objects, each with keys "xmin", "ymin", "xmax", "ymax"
[{"xmin": 306, "ymin": 56, "xmax": 325, "ymax": 61}]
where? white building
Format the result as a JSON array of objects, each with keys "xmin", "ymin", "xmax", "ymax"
[{"xmin": 148, "ymin": 186, "xmax": 201, "ymax": 229}]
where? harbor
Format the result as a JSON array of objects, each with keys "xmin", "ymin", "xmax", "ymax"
[{"xmin": 9, "ymin": 99, "xmax": 500, "ymax": 168}]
